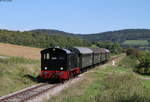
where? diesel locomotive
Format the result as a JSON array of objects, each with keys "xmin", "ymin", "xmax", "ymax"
[{"xmin": 40, "ymin": 47, "xmax": 110, "ymax": 81}]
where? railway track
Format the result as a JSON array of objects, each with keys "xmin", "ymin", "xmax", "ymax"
[
  {"xmin": 0, "ymin": 83, "xmax": 59, "ymax": 102},
  {"xmin": 0, "ymin": 55, "xmax": 122, "ymax": 102}
]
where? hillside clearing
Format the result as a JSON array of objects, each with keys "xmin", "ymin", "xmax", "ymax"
[
  {"xmin": 0, "ymin": 43, "xmax": 42, "ymax": 59},
  {"xmin": 123, "ymin": 40, "xmax": 149, "ymax": 46}
]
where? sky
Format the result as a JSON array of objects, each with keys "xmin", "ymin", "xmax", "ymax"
[{"xmin": 0, "ymin": 0, "xmax": 150, "ymax": 34}]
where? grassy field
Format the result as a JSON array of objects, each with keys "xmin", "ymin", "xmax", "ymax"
[
  {"xmin": 0, "ymin": 56, "xmax": 40, "ymax": 96},
  {"xmin": 0, "ymin": 43, "xmax": 42, "ymax": 59},
  {"xmin": 47, "ymin": 55, "xmax": 150, "ymax": 102},
  {"xmin": 123, "ymin": 40, "xmax": 149, "ymax": 46},
  {"xmin": 0, "ymin": 43, "xmax": 42, "ymax": 96}
]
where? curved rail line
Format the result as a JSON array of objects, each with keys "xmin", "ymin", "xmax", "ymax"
[{"xmin": 0, "ymin": 83, "xmax": 60, "ymax": 102}]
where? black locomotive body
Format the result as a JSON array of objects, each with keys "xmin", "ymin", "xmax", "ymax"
[{"xmin": 40, "ymin": 47, "xmax": 110, "ymax": 80}]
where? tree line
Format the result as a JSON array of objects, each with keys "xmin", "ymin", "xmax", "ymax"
[
  {"xmin": 0, "ymin": 30, "xmax": 90, "ymax": 48},
  {"xmin": 0, "ymin": 29, "xmax": 124, "ymax": 54},
  {"xmin": 79, "ymin": 29, "xmax": 150, "ymax": 43}
]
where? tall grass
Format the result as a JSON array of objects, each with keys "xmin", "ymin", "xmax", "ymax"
[
  {"xmin": 118, "ymin": 56, "xmax": 138, "ymax": 68},
  {"xmin": 0, "ymin": 56, "xmax": 40, "ymax": 96},
  {"xmin": 91, "ymin": 72, "xmax": 150, "ymax": 102},
  {"xmin": 0, "ymin": 57, "xmax": 39, "ymax": 64},
  {"xmin": 48, "ymin": 55, "xmax": 150, "ymax": 102}
]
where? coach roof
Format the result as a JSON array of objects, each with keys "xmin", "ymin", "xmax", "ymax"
[
  {"xmin": 73, "ymin": 47, "xmax": 93, "ymax": 54},
  {"xmin": 89, "ymin": 48, "xmax": 101, "ymax": 53},
  {"xmin": 99, "ymin": 48, "xmax": 110, "ymax": 53}
]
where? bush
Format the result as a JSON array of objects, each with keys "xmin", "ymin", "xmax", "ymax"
[
  {"xmin": 137, "ymin": 52, "xmax": 150, "ymax": 68},
  {"xmin": 125, "ymin": 49, "xmax": 150, "ymax": 74},
  {"xmin": 134, "ymin": 67, "xmax": 150, "ymax": 75},
  {"xmin": 95, "ymin": 41, "xmax": 122, "ymax": 54},
  {"xmin": 126, "ymin": 48, "xmax": 141, "ymax": 57}
]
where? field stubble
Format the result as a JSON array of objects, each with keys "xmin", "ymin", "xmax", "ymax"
[{"xmin": 0, "ymin": 43, "xmax": 42, "ymax": 59}]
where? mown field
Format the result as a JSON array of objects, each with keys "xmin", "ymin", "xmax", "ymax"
[
  {"xmin": 0, "ymin": 43, "xmax": 42, "ymax": 59},
  {"xmin": 48, "ymin": 55, "xmax": 150, "ymax": 102},
  {"xmin": 123, "ymin": 40, "xmax": 149, "ymax": 46}
]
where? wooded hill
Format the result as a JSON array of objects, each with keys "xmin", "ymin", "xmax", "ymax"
[
  {"xmin": 1, "ymin": 29, "xmax": 150, "ymax": 49},
  {"xmin": 30, "ymin": 29, "xmax": 74, "ymax": 37},
  {"xmin": 30, "ymin": 29, "xmax": 150, "ymax": 49},
  {"xmin": 78, "ymin": 29, "xmax": 150, "ymax": 43},
  {"xmin": 0, "ymin": 30, "xmax": 90, "ymax": 48},
  {"xmin": 30, "ymin": 29, "xmax": 150, "ymax": 43}
]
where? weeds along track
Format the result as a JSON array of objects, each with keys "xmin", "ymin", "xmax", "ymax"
[
  {"xmin": 0, "ymin": 83, "xmax": 59, "ymax": 102},
  {"xmin": 0, "ymin": 55, "xmax": 122, "ymax": 102}
]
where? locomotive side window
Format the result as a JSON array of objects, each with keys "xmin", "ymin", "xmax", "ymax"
[
  {"xmin": 44, "ymin": 53, "xmax": 50, "ymax": 60},
  {"xmin": 44, "ymin": 54, "xmax": 47, "ymax": 59}
]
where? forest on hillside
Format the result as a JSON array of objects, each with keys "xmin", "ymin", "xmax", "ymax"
[
  {"xmin": 29, "ymin": 29, "xmax": 150, "ymax": 44},
  {"xmin": 0, "ymin": 30, "xmax": 90, "ymax": 48},
  {"xmin": 79, "ymin": 29, "xmax": 150, "ymax": 50},
  {"xmin": 79, "ymin": 29, "xmax": 150, "ymax": 42},
  {"xmin": 1, "ymin": 29, "xmax": 150, "ymax": 50}
]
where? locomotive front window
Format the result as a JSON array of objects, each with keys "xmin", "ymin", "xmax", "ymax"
[
  {"xmin": 51, "ymin": 57, "xmax": 57, "ymax": 60},
  {"xmin": 43, "ymin": 53, "xmax": 66, "ymax": 60},
  {"xmin": 50, "ymin": 53, "xmax": 65, "ymax": 60}
]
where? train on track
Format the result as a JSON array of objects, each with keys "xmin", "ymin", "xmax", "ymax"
[{"xmin": 40, "ymin": 47, "xmax": 110, "ymax": 81}]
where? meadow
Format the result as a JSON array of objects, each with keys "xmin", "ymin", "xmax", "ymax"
[
  {"xmin": 123, "ymin": 40, "xmax": 149, "ymax": 46},
  {"xmin": 48, "ymin": 55, "xmax": 150, "ymax": 102},
  {"xmin": 0, "ymin": 43, "xmax": 43, "ymax": 96},
  {"xmin": 0, "ymin": 56, "xmax": 40, "ymax": 96}
]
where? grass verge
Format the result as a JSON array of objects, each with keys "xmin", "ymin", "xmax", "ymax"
[
  {"xmin": 0, "ymin": 56, "xmax": 40, "ymax": 96},
  {"xmin": 47, "ymin": 56, "xmax": 150, "ymax": 102}
]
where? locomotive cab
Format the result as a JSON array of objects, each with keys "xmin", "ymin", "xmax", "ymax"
[
  {"xmin": 40, "ymin": 48, "xmax": 71, "ymax": 80},
  {"xmin": 41, "ymin": 48, "xmax": 67, "ymax": 71}
]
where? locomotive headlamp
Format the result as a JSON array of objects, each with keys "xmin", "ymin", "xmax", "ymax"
[
  {"xmin": 60, "ymin": 67, "xmax": 63, "ymax": 70},
  {"xmin": 45, "ymin": 67, "xmax": 47, "ymax": 70}
]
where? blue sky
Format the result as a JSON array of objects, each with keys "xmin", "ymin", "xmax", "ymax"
[{"xmin": 0, "ymin": 0, "xmax": 150, "ymax": 34}]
